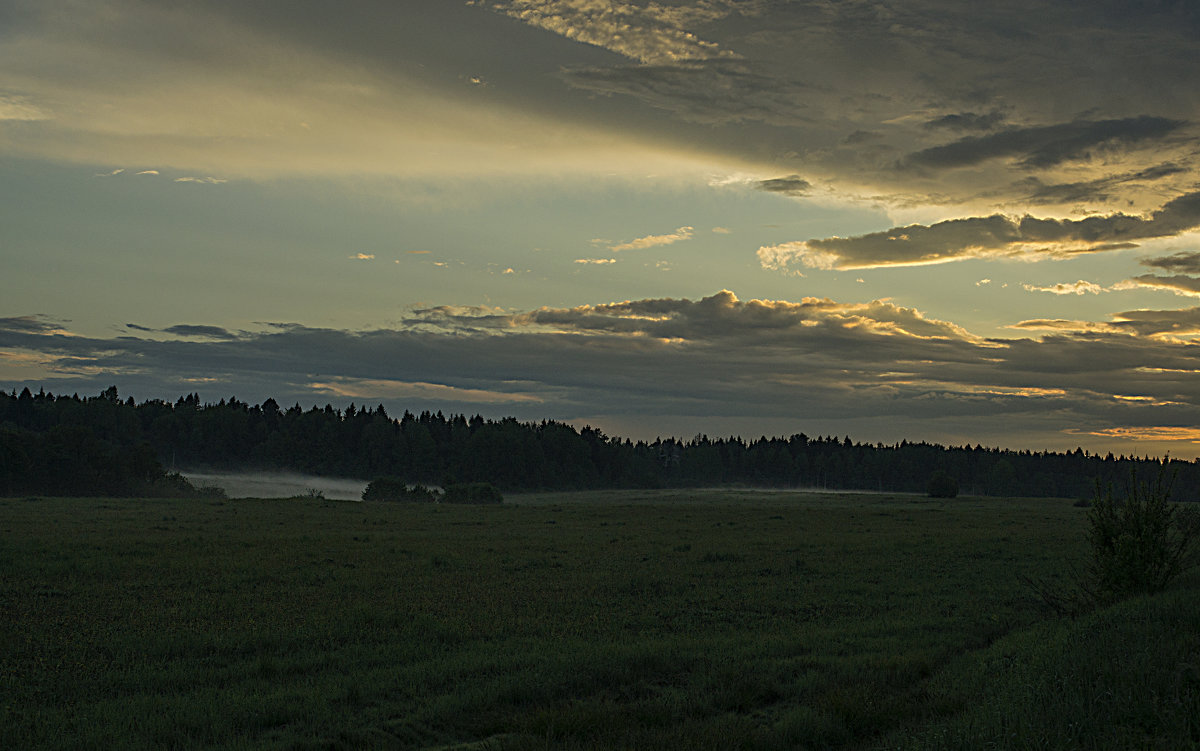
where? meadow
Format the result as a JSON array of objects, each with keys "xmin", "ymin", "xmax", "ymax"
[{"xmin": 1, "ymin": 489, "xmax": 1196, "ymax": 750}]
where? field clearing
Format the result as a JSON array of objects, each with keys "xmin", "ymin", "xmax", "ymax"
[{"xmin": 1, "ymin": 490, "xmax": 1192, "ymax": 749}]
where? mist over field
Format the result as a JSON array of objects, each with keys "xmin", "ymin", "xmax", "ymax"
[{"xmin": 181, "ymin": 471, "xmax": 368, "ymax": 501}]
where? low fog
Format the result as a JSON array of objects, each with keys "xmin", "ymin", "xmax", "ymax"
[{"xmin": 182, "ymin": 471, "xmax": 368, "ymax": 501}]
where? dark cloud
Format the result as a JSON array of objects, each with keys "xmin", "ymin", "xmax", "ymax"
[
  {"xmin": 1020, "ymin": 163, "xmax": 1187, "ymax": 204},
  {"xmin": 0, "ymin": 315, "xmax": 68, "ymax": 335},
  {"xmin": 760, "ymin": 190, "xmax": 1200, "ymax": 270},
  {"xmin": 843, "ymin": 130, "xmax": 884, "ymax": 144},
  {"xmin": 1085, "ymin": 0, "xmax": 1200, "ymax": 30},
  {"xmin": 1017, "ymin": 304, "xmax": 1200, "ymax": 338},
  {"xmin": 560, "ymin": 61, "xmax": 814, "ymax": 127},
  {"xmin": 162, "ymin": 325, "xmax": 239, "ymax": 339},
  {"xmin": 755, "ymin": 174, "xmax": 811, "ymax": 196},
  {"xmin": 1108, "ymin": 305, "xmax": 1200, "ymax": 336},
  {"xmin": 1127, "ymin": 274, "xmax": 1200, "ymax": 297},
  {"xmin": 923, "ymin": 112, "xmax": 1005, "ymax": 132},
  {"xmin": 125, "ymin": 323, "xmax": 240, "ymax": 339},
  {"xmin": 1140, "ymin": 250, "xmax": 1200, "ymax": 275},
  {"xmin": 901, "ymin": 116, "xmax": 1188, "ymax": 170},
  {"xmin": 1125, "ymin": 163, "xmax": 1187, "ymax": 181}
]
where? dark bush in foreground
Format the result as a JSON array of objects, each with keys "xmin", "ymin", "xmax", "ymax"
[
  {"xmin": 927, "ymin": 470, "xmax": 959, "ymax": 498},
  {"xmin": 362, "ymin": 477, "xmax": 438, "ymax": 502},
  {"xmin": 442, "ymin": 482, "xmax": 503, "ymax": 504},
  {"xmin": 1085, "ymin": 470, "xmax": 1195, "ymax": 603}
]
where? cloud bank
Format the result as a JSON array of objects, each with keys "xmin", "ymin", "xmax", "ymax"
[
  {"xmin": 759, "ymin": 192, "xmax": 1200, "ymax": 271},
  {"xmin": 7, "ymin": 291, "xmax": 1200, "ymax": 453}
]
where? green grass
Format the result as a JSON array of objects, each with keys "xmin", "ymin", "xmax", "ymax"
[
  {"xmin": 0, "ymin": 490, "xmax": 1191, "ymax": 749},
  {"xmin": 883, "ymin": 581, "xmax": 1200, "ymax": 750}
]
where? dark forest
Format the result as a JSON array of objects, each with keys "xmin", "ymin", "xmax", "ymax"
[{"xmin": 2, "ymin": 386, "xmax": 1198, "ymax": 500}]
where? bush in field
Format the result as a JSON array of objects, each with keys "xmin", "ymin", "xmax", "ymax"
[
  {"xmin": 927, "ymin": 470, "xmax": 959, "ymax": 498},
  {"xmin": 144, "ymin": 471, "xmax": 225, "ymax": 499},
  {"xmin": 361, "ymin": 477, "xmax": 437, "ymax": 503},
  {"xmin": 1084, "ymin": 469, "xmax": 1195, "ymax": 603},
  {"xmin": 442, "ymin": 482, "xmax": 503, "ymax": 504}
]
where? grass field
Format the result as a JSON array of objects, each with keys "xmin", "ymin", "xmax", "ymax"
[{"xmin": 1, "ymin": 489, "xmax": 1196, "ymax": 749}]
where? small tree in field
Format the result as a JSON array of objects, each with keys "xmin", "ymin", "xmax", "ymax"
[{"xmin": 1084, "ymin": 468, "xmax": 1194, "ymax": 603}]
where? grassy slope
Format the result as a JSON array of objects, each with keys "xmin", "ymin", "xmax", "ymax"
[
  {"xmin": 0, "ymin": 490, "xmax": 1190, "ymax": 749},
  {"xmin": 882, "ymin": 576, "xmax": 1200, "ymax": 750}
]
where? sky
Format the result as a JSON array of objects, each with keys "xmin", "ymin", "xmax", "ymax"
[{"xmin": 4, "ymin": 0, "xmax": 1200, "ymax": 457}]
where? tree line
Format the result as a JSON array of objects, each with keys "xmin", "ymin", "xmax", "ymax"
[{"xmin": 2, "ymin": 386, "xmax": 1198, "ymax": 500}]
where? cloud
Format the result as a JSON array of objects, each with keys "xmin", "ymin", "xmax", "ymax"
[
  {"xmin": 756, "ymin": 174, "xmax": 811, "ymax": 196},
  {"xmin": 711, "ymin": 227, "xmax": 730, "ymax": 234},
  {"xmin": 923, "ymin": 112, "xmax": 1005, "ymax": 132},
  {"xmin": 1124, "ymin": 275, "xmax": 1200, "ymax": 298},
  {"xmin": 900, "ymin": 117, "xmax": 1188, "ymax": 171},
  {"xmin": 1141, "ymin": 250, "xmax": 1200, "ymax": 275},
  {"xmin": 1074, "ymin": 426, "xmax": 1200, "ymax": 443},
  {"xmin": 174, "ymin": 176, "xmax": 228, "ymax": 184},
  {"xmin": 843, "ymin": 130, "xmax": 883, "ymax": 145},
  {"xmin": 349, "ymin": 253, "xmax": 375, "ymax": 260},
  {"xmin": 135, "ymin": 169, "xmax": 159, "ymax": 176},
  {"xmin": 163, "ymin": 325, "xmax": 239, "ymax": 339},
  {"xmin": 1022, "ymin": 280, "xmax": 1105, "ymax": 295},
  {"xmin": 484, "ymin": 0, "xmax": 747, "ymax": 65},
  {"xmin": 574, "ymin": 258, "xmax": 616, "ymax": 264},
  {"xmin": 1013, "ymin": 304, "xmax": 1200, "ymax": 339},
  {"xmin": 0, "ymin": 315, "xmax": 73, "ymax": 336},
  {"xmin": 0, "ymin": 94, "xmax": 50, "ymax": 121},
  {"xmin": 1008, "ymin": 319, "xmax": 1122, "ymax": 334},
  {"xmin": 1107, "ymin": 306, "xmax": 1200, "ymax": 338},
  {"xmin": 309, "ymin": 377, "xmax": 543, "ymax": 404},
  {"xmin": 757, "ymin": 242, "xmax": 818, "ymax": 274},
  {"xmin": 1019, "ymin": 163, "xmax": 1187, "ymax": 204},
  {"xmin": 125, "ymin": 323, "xmax": 240, "ymax": 340},
  {"xmin": 561, "ymin": 60, "xmax": 814, "ymax": 126},
  {"xmin": 1110, "ymin": 251, "xmax": 1200, "ymax": 298},
  {"xmin": 610, "ymin": 225, "xmax": 694, "ymax": 252},
  {"xmin": 759, "ymin": 191, "xmax": 1200, "ymax": 271}
]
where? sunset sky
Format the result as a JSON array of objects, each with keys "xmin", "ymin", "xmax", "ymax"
[{"xmin": 4, "ymin": 0, "xmax": 1200, "ymax": 457}]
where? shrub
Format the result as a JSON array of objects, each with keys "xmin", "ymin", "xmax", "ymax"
[
  {"xmin": 362, "ymin": 477, "xmax": 438, "ymax": 503},
  {"xmin": 442, "ymin": 482, "xmax": 503, "ymax": 504},
  {"xmin": 927, "ymin": 470, "xmax": 958, "ymax": 498},
  {"xmin": 1084, "ymin": 469, "xmax": 1195, "ymax": 603}
]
